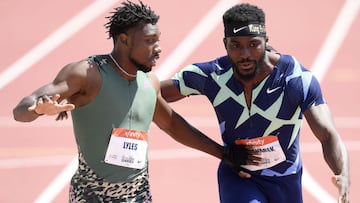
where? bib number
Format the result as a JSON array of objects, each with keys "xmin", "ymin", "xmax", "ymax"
[
  {"xmin": 235, "ymin": 136, "xmax": 286, "ymax": 171},
  {"xmin": 104, "ymin": 128, "xmax": 148, "ymax": 169}
]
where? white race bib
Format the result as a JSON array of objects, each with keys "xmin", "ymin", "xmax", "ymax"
[
  {"xmin": 104, "ymin": 128, "xmax": 148, "ymax": 169},
  {"xmin": 235, "ymin": 135, "xmax": 286, "ymax": 171}
]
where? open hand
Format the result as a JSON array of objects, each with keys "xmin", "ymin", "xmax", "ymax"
[
  {"xmin": 332, "ymin": 175, "xmax": 350, "ymax": 203},
  {"xmin": 28, "ymin": 94, "xmax": 75, "ymax": 115}
]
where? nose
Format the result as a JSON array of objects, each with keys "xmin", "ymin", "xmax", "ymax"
[
  {"xmin": 240, "ymin": 47, "xmax": 251, "ymax": 58},
  {"xmin": 154, "ymin": 43, "xmax": 161, "ymax": 53},
  {"xmin": 237, "ymin": 47, "xmax": 252, "ymax": 62}
]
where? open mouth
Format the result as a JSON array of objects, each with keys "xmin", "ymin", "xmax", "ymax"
[
  {"xmin": 151, "ymin": 55, "xmax": 160, "ymax": 66},
  {"xmin": 238, "ymin": 61, "xmax": 255, "ymax": 71}
]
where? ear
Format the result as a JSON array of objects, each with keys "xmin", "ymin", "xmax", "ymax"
[
  {"xmin": 119, "ymin": 33, "xmax": 128, "ymax": 45},
  {"xmin": 223, "ymin": 38, "xmax": 227, "ymax": 49}
]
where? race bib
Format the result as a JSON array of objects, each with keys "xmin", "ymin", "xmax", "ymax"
[
  {"xmin": 104, "ymin": 128, "xmax": 148, "ymax": 169},
  {"xmin": 235, "ymin": 135, "xmax": 286, "ymax": 171}
]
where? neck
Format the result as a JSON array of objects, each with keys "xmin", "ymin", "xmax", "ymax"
[
  {"xmin": 108, "ymin": 53, "xmax": 137, "ymax": 78},
  {"xmin": 236, "ymin": 65, "xmax": 273, "ymax": 88},
  {"xmin": 243, "ymin": 52, "xmax": 279, "ymax": 86}
]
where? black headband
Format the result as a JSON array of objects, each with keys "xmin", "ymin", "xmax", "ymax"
[{"xmin": 224, "ymin": 23, "xmax": 266, "ymax": 37}]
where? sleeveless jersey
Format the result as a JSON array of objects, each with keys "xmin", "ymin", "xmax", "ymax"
[
  {"xmin": 71, "ymin": 55, "xmax": 156, "ymax": 182},
  {"xmin": 173, "ymin": 54, "xmax": 325, "ymax": 176}
]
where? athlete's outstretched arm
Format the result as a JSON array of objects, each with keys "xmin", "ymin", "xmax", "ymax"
[
  {"xmin": 12, "ymin": 60, "xmax": 94, "ymax": 122},
  {"xmin": 304, "ymin": 104, "xmax": 350, "ymax": 203}
]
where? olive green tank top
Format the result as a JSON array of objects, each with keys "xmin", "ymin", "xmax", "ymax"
[{"xmin": 71, "ymin": 55, "xmax": 156, "ymax": 183}]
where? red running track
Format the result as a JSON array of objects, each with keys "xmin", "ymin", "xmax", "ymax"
[{"xmin": 0, "ymin": 0, "xmax": 359, "ymax": 202}]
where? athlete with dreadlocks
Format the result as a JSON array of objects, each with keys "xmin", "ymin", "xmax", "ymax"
[
  {"xmin": 13, "ymin": 1, "xmax": 227, "ymax": 202},
  {"xmin": 161, "ymin": 3, "xmax": 350, "ymax": 203}
]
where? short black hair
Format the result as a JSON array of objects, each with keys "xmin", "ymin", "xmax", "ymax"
[
  {"xmin": 223, "ymin": 3, "xmax": 265, "ymax": 26},
  {"xmin": 104, "ymin": 0, "xmax": 159, "ymax": 39}
]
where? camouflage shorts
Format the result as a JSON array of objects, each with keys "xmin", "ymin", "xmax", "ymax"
[{"xmin": 69, "ymin": 154, "xmax": 152, "ymax": 203}]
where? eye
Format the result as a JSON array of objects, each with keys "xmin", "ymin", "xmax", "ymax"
[
  {"xmin": 248, "ymin": 39, "xmax": 263, "ymax": 49},
  {"xmin": 146, "ymin": 38, "xmax": 160, "ymax": 46},
  {"xmin": 146, "ymin": 39, "xmax": 155, "ymax": 44},
  {"xmin": 230, "ymin": 42, "xmax": 240, "ymax": 49}
]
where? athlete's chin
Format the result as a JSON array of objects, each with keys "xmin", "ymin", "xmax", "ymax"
[
  {"xmin": 150, "ymin": 58, "xmax": 158, "ymax": 67},
  {"xmin": 238, "ymin": 68, "xmax": 255, "ymax": 76},
  {"xmin": 141, "ymin": 65, "xmax": 152, "ymax": 73},
  {"xmin": 239, "ymin": 68, "xmax": 255, "ymax": 74},
  {"xmin": 144, "ymin": 68, "xmax": 152, "ymax": 73},
  {"xmin": 237, "ymin": 71, "xmax": 257, "ymax": 81},
  {"xmin": 236, "ymin": 64, "xmax": 256, "ymax": 76},
  {"xmin": 143, "ymin": 61, "xmax": 157, "ymax": 72}
]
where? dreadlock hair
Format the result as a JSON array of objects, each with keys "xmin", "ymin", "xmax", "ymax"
[
  {"xmin": 104, "ymin": 0, "xmax": 159, "ymax": 41},
  {"xmin": 223, "ymin": 3, "xmax": 265, "ymax": 27}
]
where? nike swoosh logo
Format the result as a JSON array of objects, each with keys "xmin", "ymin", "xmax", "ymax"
[
  {"xmin": 266, "ymin": 86, "xmax": 282, "ymax": 94},
  {"xmin": 233, "ymin": 26, "xmax": 247, "ymax": 33},
  {"xmin": 215, "ymin": 63, "xmax": 223, "ymax": 70}
]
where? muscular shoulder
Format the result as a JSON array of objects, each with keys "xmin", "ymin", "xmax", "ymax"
[
  {"xmin": 55, "ymin": 57, "xmax": 102, "ymax": 106},
  {"xmin": 56, "ymin": 58, "xmax": 99, "ymax": 81}
]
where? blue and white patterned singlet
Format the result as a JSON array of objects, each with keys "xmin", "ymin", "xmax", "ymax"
[{"xmin": 172, "ymin": 54, "xmax": 325, "ymax": 177}]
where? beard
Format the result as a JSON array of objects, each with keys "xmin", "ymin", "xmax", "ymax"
[
  {"xmin": 130, "ymin": 57, "xmax": 151, "ymax": 73},
  {"xmin": 232, "ymin": 60, "xmax": 259, "ymax": 81},
  {"xmin": 231, "ymin": 50, "xmax": 266, "ymax": 81}
]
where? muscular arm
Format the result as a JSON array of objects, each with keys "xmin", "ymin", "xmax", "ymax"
[
  {"xmin": 160, "ymin": 79, "xmax": 185, "ymax": 102},
  {"xmin": 304, "ymin": 104, "xmax": 350, "ymax": 202},
  {"xmin": 151, "ymin": 74, "xmax": 223, "ymax": 159},
  {"xmin": 13, "ymin": 60, "xmax": 98, "ymax": 122},
  {"xmin": 159, "ymin": 75, "xmax": 253, "ymax": 178}
]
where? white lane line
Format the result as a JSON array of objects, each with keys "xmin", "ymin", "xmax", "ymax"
[
  {"xmin": 2, "ymin": 116, "xmax": 360, "ymax": 128},
  {"xmin": 310, "ymin": 0, "xmax": 360, "ymax": 82},
  {"xmin": 0, "ymin": 156, "xmax": 74, "ymax": 169},
  {"xmin": 303, "ymin": 167, "xmax": 337, "ymax": 203},
  {"xmin": 154, "ymin": 0, "xmax": 240, "ymax": 80},
  {"xmin": 34, "ymin": 158, "xmax": 78, "ymax": 203},
  {"xmin": 303, "ymin": 0, "xmax": 360, "ymax": 202},
  {"xmin": 0, "ymin": 0, "xmax": 118, "ymax": 91},
  {"xmin": 2, "ymin": 141, "xmax": 360, "ymax": 169}
]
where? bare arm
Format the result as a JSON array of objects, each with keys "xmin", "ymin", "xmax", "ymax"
[
  {"xmin": 159, "ymin": 75, "xmax": 254, "ymax": 178},
  {"xmin": 304, "ymin": 104, "xmax": 350, "ymax": 202},
  {"xmin": 13, "ymin": 60, "xmax": 97, "ymax": 122},
  {"xmin": 160, "ymin": 79, "xmax": 186, "ymax": 102},
  {"xmin": 151, "ymin": 74, "xmax": 223, "ymax": 159}
]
